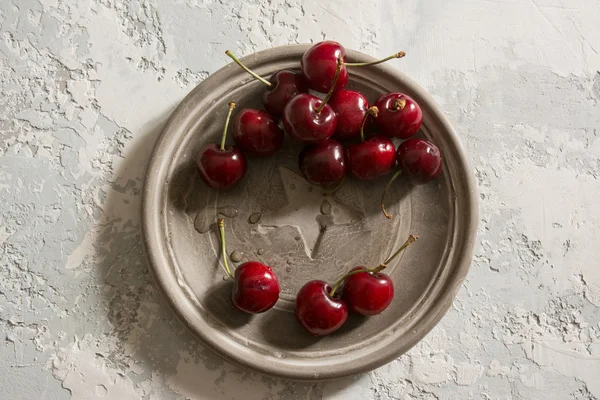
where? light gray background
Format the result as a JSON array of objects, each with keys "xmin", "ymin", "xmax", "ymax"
[{"xmin": 1, "ymin": 0, "xmax": 599, "ymax": 399}]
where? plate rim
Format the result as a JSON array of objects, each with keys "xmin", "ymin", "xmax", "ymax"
[{"xmin": 141, "ymin": 43, "xmax": 479, "ymax": 381}]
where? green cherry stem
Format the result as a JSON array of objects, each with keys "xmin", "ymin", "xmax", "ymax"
[
  {"xmin": 345, "ymin": 51, "xmax": 406, "ymax": 67},
  {"xmin": 315, "ymin": 56, "xmax": 343, "ymax": 114},
  {"xmin": 220, "ymin": 101, "xmax": 236, "ymax": 151},
  {"xmin": 217, "ymin": 218, "xmax": 234, "ymax": 279},
  {"xmin": 360, "ymin": 106, "xmax": 379, "ymax": 142},
  {"xmin": 225, "ymin": 50, "xmax": 273, "ymax": 87},
  {"xmin": 329, "ymin": 234, "xmax": 418, "ymax": 297},
  {"xmin": 381, "ymin": 169, "xmax": 403, "ymax": 219}
]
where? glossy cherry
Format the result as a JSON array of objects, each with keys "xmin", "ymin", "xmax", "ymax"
[
  {"xmin": 341, "ymin": 266, "xmax": 394, "ymax": 316},
  {"xmin": 345, "ymin": 107, "xmax": 396, "ymax": 180},
  {"xmin": 373, "ymin": 93, "xmax": 422, "ymax": 139},
  {"xmin": 397, "ymin": 138, "xmax": 442, "ymax": 182},
  {"xmin": 226, "ymin": 51, "xmax": 308, "ymax": 116},
  {"xmin": 301, "ymin": 42, "xmax": 406, "ymax": 94},
  {"xmin": 330, "ymin": 90, "xmax": 368, "ymax": 140},
  {"xmin": 218, "ymin": 219, "xmax": 280, "ymax": 314},
  {"xmin": 338, "ymin": 235, "xmax": 417, "ymax": 316},
  {"xmin": 282, "ymin": 57, "xmax": 343, "ymax": 144},
  {"xmin": 298, "ymin": 139, "xmax": 346, "ymax": 188},
  {"xmin": 295, "ymin": 280, "xmax": 348, "ymax": 336},
  {"xmin": 232, "ymin": 108, "xmax": 284, "ymax": 156},
  {"xmin": 381, "ymin": 139, "xmax": 442, "ymax": 218},
  {"xmin": 300, "ymin": 41, "xmax": 348, "ymax": 93},
  {"xmin": 232, "ymin": 261, "xmax": 280, "ymax": 313},
  {"xmin": 197, "ymin": 101, "xmax": 247, "ymax": 189}
]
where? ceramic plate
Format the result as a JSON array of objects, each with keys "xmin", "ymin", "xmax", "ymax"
[{"xmin": 142, "ymin": 44, "xmax": 478, "ymax": 381}]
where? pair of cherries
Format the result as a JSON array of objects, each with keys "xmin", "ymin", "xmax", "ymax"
[{"xmin": 295, "ymin": 235, "xmax": 418, "ymax": 336}]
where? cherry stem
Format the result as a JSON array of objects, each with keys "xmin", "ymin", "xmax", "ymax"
[
  {"xmin": 345, "ymin": 51, "xmax": 406, "ymax": 67},
  {"xmin": 315, "ymin": 56, "xmax": 343, "ymax": 114},
  {"xmin": 217, "ymin": 218, "xmax": 234, "ymax": 279},
  {"xmin": 225, "ymin": 50, "xmax": 272, "ymax": 87},
  {"xmin": 393, "ymin": 98, "xmax": 407, "ymax": 111},
  {"xmin": 328, "ymin": 234, "xmax": 418, "ymax": 297},
  {"xmin": 360, "ymin": 106, "xmax": 378, "ymax": 142},
  {"xmin": 323, "ymin": 177, "xmax": 344, "ymax": 196},
  {"xmin": 220, "ymin": 101, "xmax": 236, "ymax": 151},
  {"xmin": 381, "ymin": 169, "xmax": 403, "ymax": 219}
]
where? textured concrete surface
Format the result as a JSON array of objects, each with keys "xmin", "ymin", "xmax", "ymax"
[{"xmin": 1, "ymin": 0, "xmax": 599, "ymax": 399}]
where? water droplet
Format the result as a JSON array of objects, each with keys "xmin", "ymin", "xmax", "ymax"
[
  {"xmin": 289, "ymin": 184, "xmax": 296, "ymax": 190},
  {"xmin": 230, "ymin": 250, "xmax": 244, "ymax": 263},
  {"xmin": 248, "ymin": 212, "xmax": 262, "ymax": 224},
  {"xmin": 308, "ymin": 187, "xmax": 313, "ymax": 192},
  {"xmin": 257, "ymin": 248, "xmax": 265, "ymax": 255},
  {"xmin": 217, "ymin": 205, "xmax": 239, "ymax": 218},
  {"xmin": 294, "ymin": 235, "xmax": 301, "ymax": 241},
  {"xmin": 287, "ymin": 259, "xmax": 293, "ymax": 265},
  {"xmin": 194, "ymin": 210, "xmax": 213, "ymax": 233},
  {"xmin": 320, "ymin": 199, "xmax": 331, "ymax": 215},
  {"xmin": 333, "ymin": 208, "xmax": 339, "ymax": 214}
]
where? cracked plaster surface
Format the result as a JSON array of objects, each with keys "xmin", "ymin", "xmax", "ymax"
[{"xmin": 0, "ymin": 0, "xmax": 599, "ymax": 399}]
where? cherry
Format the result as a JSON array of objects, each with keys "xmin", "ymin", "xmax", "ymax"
[
  {"xmin": 197, "ymin": 101, "xmax": 247, "ymax": 189},
  {"xmin": 282, "ymin": 57, "xmax": 343, "ymax": 144},
  {"xmin": 232, "ymin": 108, "xmax": 284, "ymax": 156},
  {"xmin": 298, "ymin": 139, "xmax": 345, "ymax": 188},
  {"xmin": 373, "ymin": 93, "xmax": 422, "ymax": 139},
  {"xmin": 232, "ymin": 261, "xmax": 280, "ymax": 313},
  {"xmin": 226, "ymin": 50, "xmax": 308, "ymax": 116},
  {"xmin": 295, "ymin": 280, "xmax": 348, "ymax": 336},
  {"xmin": 218, "ymin": 219, "xmax": 280, "ymax": 314},
  {"xmin": 345, "ymin": 107, "xmax": 396, "ymax": 180},
  {"xmin": 330, "ymin": 90, "xmax": 368, "ymax": 140},
  {"xmin": 301, "ymin": 41, "xmax": 406, "ymax": 93},
  {"xmin": 338, "ymin": 235, "xmax": 417, "ymax": 316},
  {"xmin": 300, "ymin": 41, "xmax": 348, "ymax": 93},
  {"xmin": 342, "ymin": 267, "xmax": 394, "ymax": 316},
  {"xmin": 381, "ymin": 138, "xmax": 442, "ymax": 218},
  {"xmin": 397, "ymin": 138, "xmax": 442, "ymax": 182}
]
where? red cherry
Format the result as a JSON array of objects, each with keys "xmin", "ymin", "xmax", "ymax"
[
  {"xmin": 295, "ymin": 280, "xmax": 348, "ymax": 336},
  {"xmin": 232, "ymin": 261, "xmax": 280, "ymax": 313},
  {"xmin": 197, "ymin": 102, "xmax": 247, "ymax": 189},
  {"xmin": 330, "ymin": 235, "xmax": 417, "ymax": 316},
  {"xmin": 218, "ymin": 219, "xmax": 280, "ymax": 314},
  {"xmin": 380, "ymin": 139, "xmax": 442, "ymax": 218},
  {"xmin": 232, "ymin": 108, "xmax": 284, "ymax": 157},
  {"xmin": 263, "ymin": 70, "xmax": 308, "ymax": 116},
  {"xmin": 345, "ymin": 107, "xmax": 396, "ymax": 180},
  {"xmin": 341, "ymin": 266, "xmax": 394, "ymax": 316},
  {"xmin": 226, "ymin": 51, "xmax": 308, "ymax": 116},
  {"xmin": 298, "ymin": 139, "xmax": 346, "ymax": 187},
  {"xmin": 373, "ymin": 93, "xmax": 422, "ymax": 139},
  {"xmin": 396, "ymin": 138, "xmax": 442, "ymax": 183},
  {"xmin": 330, "ymin": 90, "xmax": 368, "ymax": 140},
  {"xmin": 282, "ymin": 93, "xmax": 337, "ymax": 144},
  {"xmin": 300, "ymin": 41, "xmax": 348, "ymax": 93}
]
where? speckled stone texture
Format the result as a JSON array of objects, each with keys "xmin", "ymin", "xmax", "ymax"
[{"xmin": 0, "ymin": 0, "xmax": 599, "ymax": 399}]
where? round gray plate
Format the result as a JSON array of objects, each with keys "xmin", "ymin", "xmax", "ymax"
[{"xmin": 142, "ymin": 44, "xmax": 478, "ymax": 381}]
